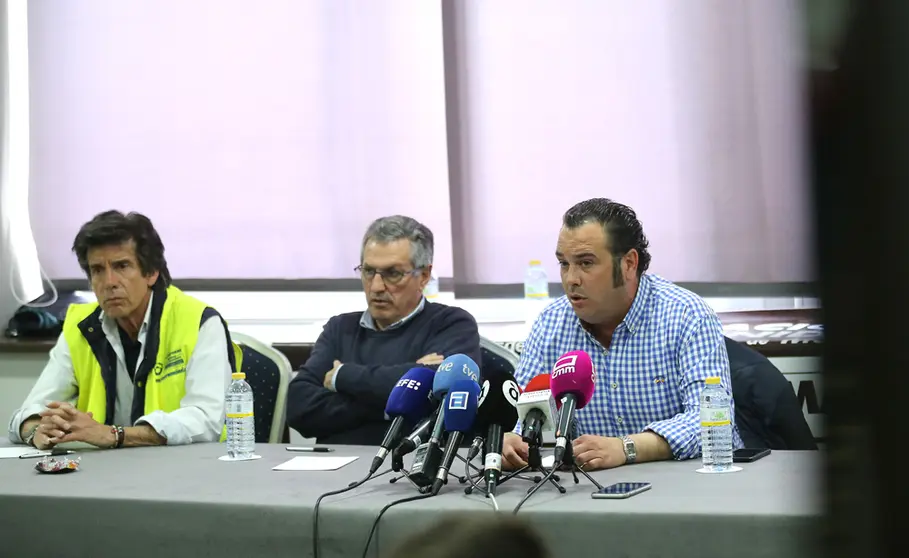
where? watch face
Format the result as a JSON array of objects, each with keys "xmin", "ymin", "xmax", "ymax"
[{"xmin": 623, "ymin": 438, "xmax": 636, "ymax": 460}]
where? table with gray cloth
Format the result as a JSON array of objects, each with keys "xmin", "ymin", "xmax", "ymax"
[{"xmin": 0, "ymin": 443, "xmax": 820, "ymax": 558}]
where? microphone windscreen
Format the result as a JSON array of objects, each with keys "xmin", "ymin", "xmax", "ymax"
[
  {"xmin": 385, "ymin": 367, "xmax": 435, "ymax": 423},
  {"xmin": 442, "ymin": 379, "xmax": 481, "ymax": 433},
  {"xmin": 475, "ymin": 369, "xmax": 521, "ymax": 430},
  {"xmin": 524, "ymin": 373, "xmax": 552, "ymax": 393},
  {"xmin": 433, "ymin": 354, "xmax": 480, "ymax": 396},
  {"xmin": 550, "ymin": 351, "xmax": 596, "ymax": 409}
]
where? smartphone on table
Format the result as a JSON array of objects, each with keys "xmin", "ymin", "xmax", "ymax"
[
  {"xmin": 732, "ymin": 448, "xmax": 771, "ymax": 463},
  {"xmin": 591, "ymin": 482, "xmax": 652, "ymax": 499}
]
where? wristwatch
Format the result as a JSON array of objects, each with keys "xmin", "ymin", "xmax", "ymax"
[
  {"xmin": 23, "ymin": 424, "xmax": 39, "ymax": 447},
  {"xmin": 621, "ymin": 435, "xmax": 637, "ymax": 464}
]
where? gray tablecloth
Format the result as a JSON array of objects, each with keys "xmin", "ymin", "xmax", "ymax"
[{"xmin": 0, "ymin": 444, "xmax": 820, "ymax": 558}]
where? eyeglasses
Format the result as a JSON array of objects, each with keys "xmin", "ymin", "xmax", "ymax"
[{"xmin": 355, "ymin": 265, "xmax": 423, "ymax": 285}]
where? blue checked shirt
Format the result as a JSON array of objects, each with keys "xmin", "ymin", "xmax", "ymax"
[{"xmin": 514, "ymin": 274, "xmax": 742, "ymax": 460}]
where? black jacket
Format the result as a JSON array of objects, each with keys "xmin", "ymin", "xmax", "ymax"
[{"xmin": 726, "ymin": 337, "xmax": 817, "ymax": 450}]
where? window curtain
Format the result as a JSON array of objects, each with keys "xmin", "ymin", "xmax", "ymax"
[
  {"xmin": 445, "ymin": 0, "xmax": 812, "ymax": 289},
  {"xmin": 0, "ymin": 0, "xmax": 43, "ymax": 324}
]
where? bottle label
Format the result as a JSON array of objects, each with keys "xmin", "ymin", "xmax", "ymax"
[
  {"xmin": 226, "ymin": 401, "xmax": 253, "ymax": 419},
  {"xmin": 700, "ymin": 407, "xmax": 730, "ymax": 427}
]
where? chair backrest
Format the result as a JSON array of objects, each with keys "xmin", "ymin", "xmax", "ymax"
[
  {"xmin": 724, "ymin": 336, "xmax": 817, "ymax": 450},
  {"xmin": 230, "ymin": 331, "xmax": 292, "ymax": 444},
  {"xmin": 479, "ymin": 336, "xmax": 519, "ymax": 380}
]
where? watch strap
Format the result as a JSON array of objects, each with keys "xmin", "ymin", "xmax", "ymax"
[
  {"xmin": 109, "ymin": 425, "xmax": 125, "ymax": 449},
  {"xmin": 24, "ymin": 424, "xmax": 39, "ymax": 447},
  {"xmin": 621, "ymin": 435, "xmax": 637, "ymax": 464}
]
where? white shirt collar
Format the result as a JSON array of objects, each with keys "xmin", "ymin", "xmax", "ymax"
[{"xmin": 99, "ymin": 290, "xmax": 154, "ymax": 341}]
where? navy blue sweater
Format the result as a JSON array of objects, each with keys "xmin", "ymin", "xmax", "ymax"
[{"xmin": 286, "ymin": 302, "xmax": 481, "ymax": 445}]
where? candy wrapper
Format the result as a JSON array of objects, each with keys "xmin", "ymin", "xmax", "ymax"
[{"xmin": 35, "ymin": 455, "xmax": 81, "ymax": 474}]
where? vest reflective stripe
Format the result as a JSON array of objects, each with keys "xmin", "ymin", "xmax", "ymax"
[{"xmin": 63, "ymin": 286, "xmax": 238, "ymax": 439}]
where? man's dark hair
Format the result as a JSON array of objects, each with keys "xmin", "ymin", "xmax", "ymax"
[
  {"xmin": 386, "ymin": 516, "xmax": 549, "ymax": 558},
  {"xmin": 72, "ymin": 210, "xmax": 171, "ymax": 286},
  {"xmin": 562, "ymin": 197, "xmax": 651, "ymax": 286}
]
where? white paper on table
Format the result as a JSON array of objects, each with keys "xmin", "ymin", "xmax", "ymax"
[
  {"xmin": 272, "ymin": 455, "xmax": 359, "ymax": 471},
  {"xmin": 0, "ymin": 447, "xmax": 50, "ymax": 459}
]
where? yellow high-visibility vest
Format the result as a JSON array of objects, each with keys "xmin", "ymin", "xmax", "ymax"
[{"xmin": 62, "ymin": 285, "xmax": 241, "ymax": 439}]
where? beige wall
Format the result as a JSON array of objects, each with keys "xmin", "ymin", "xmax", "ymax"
[{"xmin": 0, "ymin": 352, "xmax": 48, "ymax": 431}]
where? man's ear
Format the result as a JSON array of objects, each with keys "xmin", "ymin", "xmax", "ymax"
[
  {"xmin": 419, "ymin": 264, "xmax": 433, "ymax": 289},
  {"xmin": 623, "ymin": 250, "xmax": 639, "ymax": 280},
  {"xmin": 145, "ymin": 270, "xmax": 160, "ymax": 287}
]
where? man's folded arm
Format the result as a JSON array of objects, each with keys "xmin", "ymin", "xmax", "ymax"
[
  {"xmin": 334, "ymin": 309, "xmax": 481, "ymax": 410},
  {"xmin": 286, "ymin": 323, "xmax": 379, "ymax": 439},
  {"xmin": 287, "ymin": 370, "xmax": 380, "ymax": 439}
]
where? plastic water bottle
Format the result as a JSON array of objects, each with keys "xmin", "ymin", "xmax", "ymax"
[
  {"xmin": 225, "ymin": 372, "xmax": 255, "ymax": 459},
  {"xmin": 423, "ymin": 274, "xmax": 439, "ymax": 300},
  {"xmin": 700, "ymin": 377, "xmax": 734, "ymax": 471},
  {"xmin": 523, "ymin": 260, "xmax": 549, "ymax": 326},
  {"xmin": 523, "ymin": 260, "xmax": 549, "ymax": 299}
]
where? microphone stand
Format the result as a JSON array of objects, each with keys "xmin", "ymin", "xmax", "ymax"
[
  {"xmin": 498, "ymin": 429, "xmax": 567, "ymax": 493},
  {"xmin": 558, "ymin": 438, "xmax": 604, "ymax": 490},
  {"xmin": 454, "ymin": 453, "xmax": 484, "ymax": 484}
]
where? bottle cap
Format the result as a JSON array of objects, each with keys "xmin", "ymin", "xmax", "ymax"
[
  {"xmin": 705, "ymin": 377, "xmax": 720, "ymax": 385},
  {"xmin": 231, "ymin": 372, "xmax": 246, "ymax": 380},
  {"xmin": 529, "ymin": 260, "xmax": 542, "ymax": 266}
]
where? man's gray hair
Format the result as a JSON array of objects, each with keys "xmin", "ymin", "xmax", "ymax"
[{"xmin": 361, "ymin": 215, "xmax": 434, "ymax": 269}]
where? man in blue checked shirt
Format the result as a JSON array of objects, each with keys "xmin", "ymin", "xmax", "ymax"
[{"xmin": 503, "ymin": 198, "xmax": 742, "ymax": 470}]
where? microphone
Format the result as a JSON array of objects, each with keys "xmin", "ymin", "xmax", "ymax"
[
  {"xmin": 467, "ymin": 435, "xmax": 484, "ymax": 462},
  {"xmin": 431, "ymin": 379, "xmax": 481, "ymax": 495},
  {"xmin": 392, "ymin": 408, "xmax": 437, "ymax": 465},
  {"xmin": 408, "ymin": 354, "xmax": 480, "ymax": 487},
  {"xmin": 550, "ymin": 351, "xmax": 596, "ymax": 465},
  {"xmin": 394, "ymin": 353, "xmax": 480, "ymax": 459},
  {"xmin": 515, "ymin": 373, "xmax": 557, "ymax": 446},
  {"xmin": 470, "ymin": 369, "xmax": 521, "ymax": 495},
  {"xmin": 434, "ymin": 353, "xmax": 481, "ymax": 386},
  {"xmin": 369, "ymin": 367, "xmax": 435, "ymax": 474}
]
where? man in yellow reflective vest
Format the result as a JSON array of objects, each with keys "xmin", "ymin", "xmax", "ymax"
[{"xmin": 8, "ymin": 210, "xmax": 238, "ymax": 449}]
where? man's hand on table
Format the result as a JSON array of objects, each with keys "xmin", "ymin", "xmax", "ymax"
[
  {"xmin": 19, "ymin": 416, "xmax": 55, "ymax": 450},
  {"xmin": 38, "ymin": 401, "xmax": 114, "ymax": 448},
  {"xmin": 502, "ymin": 432, "xmax": 529, "ymax": 470},
  {"xmin": 572, "ymin": 435, "xmax": 626, "ymax": 471},
  {"xmin": 501, "ymin": 432, "xmax": 627, "ymax": 472}
]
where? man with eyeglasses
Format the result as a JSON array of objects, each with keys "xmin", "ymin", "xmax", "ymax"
[{"xmin": 286, "ymin": 215, "xmax": 481, "ymax": 445}]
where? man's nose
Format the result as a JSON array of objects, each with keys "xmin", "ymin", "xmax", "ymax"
[
  {"xmin": 369, "ymin": 273, "xmax": 386, "ymax": 292},
  {"xmin": 565, "ymin": 265, "xmax": 582, "ymax": 286},
  {"xmin": 101, "ymin": 267, "xmax": 116, "ymax": 285},
  {"xmin": 99, "ymin": 267, "xmax": 120, "ymax": 288}
]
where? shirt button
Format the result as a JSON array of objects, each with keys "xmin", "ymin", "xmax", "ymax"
[
  {"xmin": 617, "ymin": 417, "xmax": 624, "ymax": 424},
  {"xmin": 137, "ymin": 381, "xmax": 143, "ymax": 388},
  {"xmin": 611, "ymin": 382, "xmax": 618, "ymax": 390}
]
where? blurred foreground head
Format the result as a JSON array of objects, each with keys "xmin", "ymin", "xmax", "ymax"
[{"xmin": 386, "ymin": 515, "xmax": 549, "ymax": 558}]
